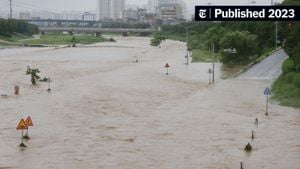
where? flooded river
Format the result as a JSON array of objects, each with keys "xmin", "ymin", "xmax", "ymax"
[{"xmin": 0, "ymin": 37, "xmax": 299, "ymax": 169}]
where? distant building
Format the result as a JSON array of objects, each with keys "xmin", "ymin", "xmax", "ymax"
[
  {"xmin": 31, "ymin": 10, "xmax": 82, "ymax": 20},
  {"xmin": 145, "ymin": 13, "xmax": 158, "ymax": 27},
  {"xmin": 123, "ymin": 9, "xmax": 138, "ymax": 21},
  {"xmin": 158, "ymin": 0, "xmax": 186, "ymax": 24},
  {"xmin": 19, "ymin": 11, "xmax": 31, "ymax": 20},
  {"xmin": 98, "ymin": 0, "xmax": 112, "ymax": 20},
  {"xmin": 112, "ymin": 0, "xmax": 125, "ymax": 20},
  {"xmin": 147, "ymin": 0, "xmax": 158, "ymax": 14},
  {"xmin": 98, "ymin": 0, "xmax": 125, "ymax": 20},
  {"xmin": 63, "ymin": 11, "xmax": 82, "ymax": 20},
  {"xmin": 126, "ymin": 4, "xmax": 138, "ymax": 10},
  {"xmin": 137, "ymin": 8, "xmax": 147, "ymax": 23},
  {"xmin": 82, "ymin": 12, "xmax": 96, "ymax": 21}
]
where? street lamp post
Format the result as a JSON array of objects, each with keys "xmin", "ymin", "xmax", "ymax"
[
  {"xmin": 272, "ymin": 0, "xmax": 278, "ymax": 49},
  {"xmin": 212, "ymin": 43, "xmax": 215, "ymax": 83},
  {"xmin": 275, "ymin": 21, "xmax": 278, "ymax": 49},
  {"xmin": 185, "ymin": 26, "xmax": 189, "ymax": 65}
]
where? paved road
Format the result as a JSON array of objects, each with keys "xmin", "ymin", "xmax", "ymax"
[{"xmin": 238, "ymin": 49, "xmax": 288, "ymax": 80}]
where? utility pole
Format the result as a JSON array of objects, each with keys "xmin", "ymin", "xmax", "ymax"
[
  {"xmin": 185, "ymin": 26, "xmax": 189, "ymax": 65},
  {"xmin": 212, "ymin": 43, "xmax": 215, "ymax": 83},
  {"xmin": 9, "ymin": 0, "xmax": 12, "ymax": 19},
  {"xmin": 272, "ymin": 0, "xmax": 278, "ymax": 50},
  {"xmin": 275, "ymin": 21, "xmax": 278, "ymax": 49}
]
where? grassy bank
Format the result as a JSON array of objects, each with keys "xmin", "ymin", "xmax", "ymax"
[
  {"xmin": 190, "ymin": 47, "xmax": 277, "ymax": 79},
  {"xmin": 0, "ymin": 33, "xmax": 31, "ymax": 46},
  {"xmin": 22, "ymin": 34, "xmax": 108, "ymax": 45},
  {"xmin": 192, "ymin": 49, "xmax": 221, "ymax": 62},
  {"xmin": 0, "ymin": 33, "xmax": 110, "ymax": 46},
  {"xmin": 0, "ymin": 33, "xmax": 30, "ymax": 42},
  {"xmin": 272, "ymin": 74, "xmax": 300, "ymax": 108},
  {"xmin": 152, "ymin": 32, "xmax": 186, "ymax": 42}
]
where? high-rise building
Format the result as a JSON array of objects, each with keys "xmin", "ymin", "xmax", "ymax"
[
  {"xmin": 82, "ymin": 12, "xmax": 96, "ymax": 21},
  {"xmin": 98, "ymin": 0, "xmax": 112, "ymax": 20},
  {"xmin": 147, "ymin": 0, "xmax": 158, "ymax": 14},
  {"xmin": 123, "ymin": 9, "xmax": 138, "ymax": 21},
  {"xmin": 98, "ymin": 0, "xmax": 125, "ymax": 20},
  {"xmin": 158, "ymin": 0, "xmax": 187, "ymax": 23},
  {"xmin": 112, "ymin": 0, "xmax": 125, "ymax": 20}
]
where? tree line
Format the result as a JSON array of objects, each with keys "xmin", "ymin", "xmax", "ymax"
[
  {"xmin": 155, "ymin": 0, "xmax": 299, "ymax": 66},
  {"xmin": 0, "ymin": 19, "xmax": 38, "ymax": 37},
  {"xmin": 155, "ymin": 20, "xmax": 284, "ymax": 65}
]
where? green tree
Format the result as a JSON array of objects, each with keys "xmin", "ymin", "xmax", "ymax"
[
  {"xmin": 282, "ymin": 58, "xmax": 295, "ymax": 73},
  {"xmin": 282, "ymin": 0, "xmax": 300, "ymax": 5},
  {"xmin": 0, "ymin": 19, "xmax": 38, "ymax": 37},
  {"xmin": 151, "ymin": 33, "xmax": 166, "ymax": 47},
  {"xmin": 26, "ymin": 66, "xmax": 41, "ymax": 85},
  {"xmin": 220, "ymin": 31, "xmax": 257, "ymax": 64},
  {"xmin": 203, "ymin": 26, "xmax": 226, "ymax": 51}
]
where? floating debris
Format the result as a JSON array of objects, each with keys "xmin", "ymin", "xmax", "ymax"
[{"xmin": 244, "ymin": 142, "xmax": 252, "ymax": 152}]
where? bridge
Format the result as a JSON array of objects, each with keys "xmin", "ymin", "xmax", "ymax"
[
  {"xmin": 20, "ymin": 19, "xmax": 157, "ymax": 34},
  {"xmin": 39, "ymin": 27, "xmax": 157, "ymax": 33},
  {"xmin": 24, "ymin": 19, "xmax": 102, "ymax": 25}
]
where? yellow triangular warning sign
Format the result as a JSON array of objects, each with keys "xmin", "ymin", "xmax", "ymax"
[
  {"xmin": 25, "ymin": 116, "xmax": 33, "ymax": 127},
  {"xmin": 16, "ymin": 119, "xmax": 28, "ymax": 130}
]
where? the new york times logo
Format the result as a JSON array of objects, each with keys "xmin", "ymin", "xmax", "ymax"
[
  {"xmin": 195, "ymin": 6, "xmax": 300, "ymax": 21},
  {"xmin": 198, "ymin": 9, "xmax": 207, "ymax": 19}
]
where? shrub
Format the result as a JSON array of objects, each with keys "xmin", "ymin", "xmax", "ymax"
[
  {"xmin": 26, "ymin": 66, "xmax": 41, "ymax": 85},
  {"xmin": 296, "ymin": 64, "xmax": 300, "ymax": 72},
  {"xmin": 109, "ymin": 38, "xmax": 116, "ymax": 42},
  {"xmin": 284, "ymin": 72, "xmax": 296, "ymax": 83},
  {"xmin": 220, "ymin": 31, "xmax": 257, "ymax": 64},
  {"xmin": 150, "ymin": 38, "xmax": 158, "ymax": 46},
  {"xmin": 150, "ymin": 33, "xmax": 167, "ymax": 47},
  {"xmin": 293, "ymin": 73, "xmax": 300, "ymax": 87},
  {"xmin": 282, "ymin": 58, "xmax": 295, "ymax": 74}
]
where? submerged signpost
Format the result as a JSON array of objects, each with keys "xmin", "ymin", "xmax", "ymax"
[
  {"xmin": 165, "ymin": 63, "xmax": 170, "ymax": 75},
  {"xmin": 16, "ymin": 119, "xmax": 28, "ymax": 147},
  {"xmin": 47, "ymin": 77, "xmax": 52, "ymax": 92},
  {"xmin": 208, "ymin": 68, "xmax": 212, "ymax": 84},
  {"xmin": 264, "ymin": 87, "xmax": 271, "ymax": 116},
  {"xmin": 24, "ymin": 116, "xmax": 33, "ymax": 139}
]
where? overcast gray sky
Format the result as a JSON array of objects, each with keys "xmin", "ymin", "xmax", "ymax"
[{"xmin": 0, "ymin": 0, "xmax": 282, "ymax": 13}]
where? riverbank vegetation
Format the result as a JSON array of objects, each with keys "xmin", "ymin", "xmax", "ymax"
[
  {"xmin": 151, "ymin": 34, "xmax": 166, "ymax": 47},
  {"xmin": 22, "ymin": 34, "xmax": 108, "ymax": 45},
  {"xmin": 0, "ymin": 19, "xmax": 39, "ymax": 46},
  {"xmin": 272, "ymin": 21, "xmax": 300, "ymax": 107},
  {"xmin": 0, "ymin": 19, "xmax": 111, "ymax": 46},
  {"xmin": 271, "ymin": 0, "xmax": 300, "ymax": 107},
  {"xmin": 0, "ymin": 33, "xmax": 109, "ymax": 46},
  {"xmin": 0, "ymin": 19, "xmax": 38, "ymax": 37},
  {"xmin": 155, "ymin": 21, "xmax": 280, "ymax": 65}
]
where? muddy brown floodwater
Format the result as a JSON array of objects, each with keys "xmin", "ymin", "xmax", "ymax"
[{"xmin": 0, "ymin": 37, "xmax": 299, "ymax": 169}]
